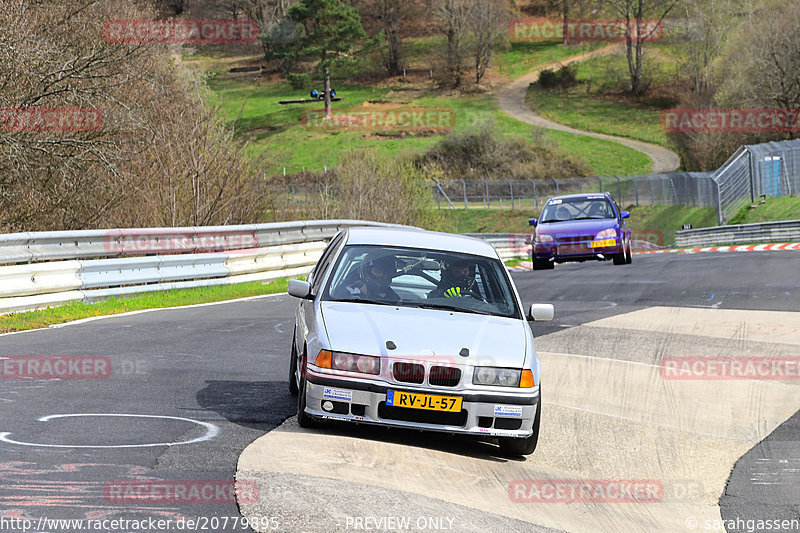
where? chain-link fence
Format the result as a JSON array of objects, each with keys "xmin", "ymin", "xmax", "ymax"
[
  {"xmin": 712, "ymin": 138, "xmax": 800, "ymax": 224},
  {"xmin": 430, "ymin": 173, "xmax": 718, "ymax": 211},
  {"xmin": 270, "ymin": 140, "xmax": 800, "ymax": 225}
]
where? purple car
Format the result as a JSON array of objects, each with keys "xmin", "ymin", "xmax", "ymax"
[{"xmin": 528, "ymin": 192, "xmax": 632, "ymax": 270}]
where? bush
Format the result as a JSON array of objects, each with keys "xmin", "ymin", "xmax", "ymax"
[
  {"xmin": 538, "ymin": 64, "xmax": 578, "ymax": 90},
  {"xmin": 416, "ymin": 120, "xmax": 592, "ymax": 181}
]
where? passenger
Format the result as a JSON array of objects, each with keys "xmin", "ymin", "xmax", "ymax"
[{"xmin": 428, "ymin": 258, "xmax": 482, "ymax": 299}]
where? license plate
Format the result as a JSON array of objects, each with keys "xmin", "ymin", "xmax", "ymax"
[
  {"xmin": 386, "ymin": 390, "xmax": 462, "ymax": 412},
  {"xmin": 589, "ymin": 238, "xmax": 617, "ymax": 248}
]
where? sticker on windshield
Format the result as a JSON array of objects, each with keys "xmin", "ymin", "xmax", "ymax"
[
  {"xmin": 323, "ymin": 387, "xmax": 352, "ymax": 402},
  {"xmin": 548, "ymin": 199, "xmax": 562, "ymax": 205},
  {"xmin": 586, "ymin": 195, "xmax": 605, "ymax": 199}
]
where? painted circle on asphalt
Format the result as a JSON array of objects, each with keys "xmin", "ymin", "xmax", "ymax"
[{"xmin": 0, "ymin": 413, "xmax": 220, "ymax": 448}]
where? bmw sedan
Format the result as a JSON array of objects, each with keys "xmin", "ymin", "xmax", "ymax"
[
  {"xmin": 528, "ymin": 192, "xmax": 632, "ymax": 270},
  {"xmin": 286, "ymin": 226, "xmax": 554, "ymax": 455}
]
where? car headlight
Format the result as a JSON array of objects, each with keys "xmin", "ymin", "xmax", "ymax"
[
  {"xmin": 316, "ymin": 350, "xmax": 381, "ymax": 375},
  {"xmin": 535, "ymin": 234, "xmax": 554, "ymax": 244},
  {"xmin": 473, "ymin": 367, "xmax": 522, "ymax": 387},
  {"xmin": 594, "ymin": 228, "xmax": 617, "ymax": 240}
]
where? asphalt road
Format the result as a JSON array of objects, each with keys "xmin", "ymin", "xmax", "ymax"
[{"xmin": 0, "ymin": 251, "xmax": 797, "ymax": 532}]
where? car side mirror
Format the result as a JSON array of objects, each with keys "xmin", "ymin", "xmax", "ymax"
[
  {"xmin": 528, "ymin": 303, "xmax": 554, "ymax": 321},
  {"xmin": 620, "ymin": 211, "xmax": 630, "ymax": 219},
  {"xmin": 288, "ymin": 279, "xmax": 313, "ymax": 300},
  {"xmin": 529, "ymin": 218, "xmax": 538, "ymax": 227}
]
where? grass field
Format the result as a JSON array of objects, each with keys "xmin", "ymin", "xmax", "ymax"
[
  {"xmin": 525, "ymin": 46, "xmax": 681, "ymax": 148},
  {"xmin": 0, "ymin": 280, "xmax": 292, "ymax": 334},
  {"xmin": 196, "ymin": 37, "xmax": 654, "ymax": 177}
]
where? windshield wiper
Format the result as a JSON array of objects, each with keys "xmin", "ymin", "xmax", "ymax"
[
  {"xmin": 329, "ymin": 297, "xmax": 395, "ymax": 306},
  {"xmin": 412, "ymin": 302, "xmax": 492, "ymax": 316}
]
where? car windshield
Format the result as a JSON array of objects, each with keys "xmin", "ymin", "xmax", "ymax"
[
  {"xmin": 539, "ymin": 197, "xmax": 615, "ymax": 223},
  {"xmin": 323, "ymin": 245, "xmax": 521, "ymax": 319}
]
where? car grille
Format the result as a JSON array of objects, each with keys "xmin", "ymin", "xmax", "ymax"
[
  {"xmin": 393, "ymin": 362, "xmax": 424, "ymax": 384},
  {"xmin": 556, "ymin": 234, "xmax": 594, "ymax": 244},
  {"xmin": 429, "ymin": 366, "xmax": 461, "ymax": 387},
  {"xmin": 392, "ymin": 362, "xmax": 461, "ymax": 387},
  {"xmin": 378, "ymin": 402, "xmax": 468, "ymax": 427}
]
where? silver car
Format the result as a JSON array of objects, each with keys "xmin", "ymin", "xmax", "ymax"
[{"xmin": 287, "ymin": 226, "xmax": 553, "ymax": 455}]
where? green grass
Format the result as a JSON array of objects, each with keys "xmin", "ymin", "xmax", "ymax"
[
  {"xmin": 729, "ymin": 197, "xmax": 800, "ymax": 225},
  {"xmin": 0, "ymin": 279, "xmax": 293, "ymax": 334},
  {"xmin": 525, "ymin": 47, "xmax": 681, "ymax": 148},
  {"xmin": 197, "ymin": 33, "xmax": 655, "ymax": 177},
  {"xmin": 425, "ymin": 208, "xmax": 536, "ymax": 234},
  {"xmin": 624, "ymin": 205, "xmax": 718, "ymax": 246},
  {"xmin": 494, "ymin": 41, "xmax": 603, "ymax": 79}
]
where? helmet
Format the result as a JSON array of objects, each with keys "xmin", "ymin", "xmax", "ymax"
[
  {"xmin": 360, "ymin": 252, "xmax": 396, "ymax": 292},
  {"xmin": 556, "ymin": 206, "xmax": 571, "ymax": 221},
  {"xmin": 588, "ymin": 202, "xmax": 607, "ymax": 217},
  {"xmin": 440, "ymin": 257, "xmax": 475, "ymax": 291}
]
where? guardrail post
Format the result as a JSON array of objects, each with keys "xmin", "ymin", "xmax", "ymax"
[
  {"xmin": 461, "ymin": 179, "xmax": 468, "ymax": 208},
  {"xmin": 615, "ymin": 175, "xmax": 621, "ymax": 203},
  {"xmin": 484, "ymin": 179, "xmax": 490, "ymax": 208},
  {"xmin": 508, "ymin": 180, "xmax": 514, "ymax": 208},
  {"xmin": 555, "ymin": 178, "xmax": 560, "ymax": 195}
]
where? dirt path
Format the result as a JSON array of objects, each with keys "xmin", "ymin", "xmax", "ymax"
[{"xmin": 497, "ymin": 44, "xmax": 681, "ymax": 173}]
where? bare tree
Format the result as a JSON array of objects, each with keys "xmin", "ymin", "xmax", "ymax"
[
  {"xmin": 715, "ymin": 1, "xmax": 800, "ymax": 110},
  {"xmin": 678, "ymin": 0, "xmax": 738, "ymax": 96},
  {"xmin": 467, "ymin": 0, "xmax": 509, "ymax": 84},
  {"xmin": 605, "ymin": 0, "xmax": 678, "ymax": 95},
  {"xmin": 0, "ymin": 0, "xmax": 267, "ymax": 231},
  {"xmin": 436, "ymin": 0, "xmax": 471, "ymax": 87},
  {"xmin": 376, "ymin": 0, "xmax": 403, "ymax": 75}
]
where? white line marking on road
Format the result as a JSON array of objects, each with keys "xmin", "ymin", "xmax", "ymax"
[
  {"xmin": 0, "ymin": 413, "xmax": 220, "ymax": 448},
  {"xmin": 0, "ymin": 293, "xmax": 287, "ymax": 338}
]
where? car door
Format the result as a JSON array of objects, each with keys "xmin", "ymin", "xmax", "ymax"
[{"xmin": 297, "ymin": 231, "xmax": 345, "ymax": 352}]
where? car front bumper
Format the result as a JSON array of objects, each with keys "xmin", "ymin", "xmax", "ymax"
[
  {"xmin": 304, "ymin": 371, "xmax": 539, "ymax": 439},
  {"xmin": 534, "ymin": 241, "xmax": 622, "ymax": 261}
]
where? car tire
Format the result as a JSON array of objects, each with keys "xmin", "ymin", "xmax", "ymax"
[
  {"xmin": 532, "ymin": 258, "xmax": 554, "ymax": 270},
  {"xmin": 625, "ymin": 240, "xmax": 633, "ymax": 264},
  {"xmin": 499, "ymin": 397, "xmax": 541, "ymax": 456},
  {"xmin": 296, "ymin": 354, "xmax": 318, "ymax": 428},
  {"xmin": 612, "ymin": 248, "xmax": 626, "ymax": 265},
  {"xmin": 288, "ymin": 335, "xmax": 299, "ymax": 396}
]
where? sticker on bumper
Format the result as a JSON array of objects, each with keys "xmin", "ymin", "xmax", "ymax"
[
  {"xmin": 494, "ymin": 405, "xmax": 524, "ymax": 417},
  {"xmin": 323, "ymin": 387, "xmax": 352, "ymax": 402}
]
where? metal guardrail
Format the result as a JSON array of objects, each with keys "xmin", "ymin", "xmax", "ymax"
[
  {"xmin": 675, "ymin": 220, "xmax": 800, "ymax": 247},
  {"xmin": 0, "ymin": 220, "xmax": 393, "ymax": 315}
]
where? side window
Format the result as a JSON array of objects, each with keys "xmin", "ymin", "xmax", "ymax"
[{"xmin": 311, "ymin": 233, "xmax": 344, "ymax": 293}]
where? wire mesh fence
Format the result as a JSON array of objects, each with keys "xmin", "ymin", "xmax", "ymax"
[{"xmin": 270, "ymin": 140, "xmax": 800, "ymax": 225}]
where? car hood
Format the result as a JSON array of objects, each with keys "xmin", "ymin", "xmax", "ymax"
[
  {"xmin": 537, "ymin": 219, "xmax": 617, "ymax": 237},
  {"xmin": 320, "ymin": 301, "xmax": 528, "ymax": 367}
]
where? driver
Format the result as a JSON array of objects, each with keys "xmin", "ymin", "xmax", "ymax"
[
  {"xmin": 428, "ymin": 258, "xmax": 482, "ymax": 300},
  {"xmin": 343, "ymin": 252, "xmax": 400, "ymax": 301},
  {"xmin": 588, "ymin": 202, "xmax": 608, "ymax": 218}
]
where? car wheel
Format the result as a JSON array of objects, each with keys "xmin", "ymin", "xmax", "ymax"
[
  {"xmin": 288, "ymin": 335, "xmax": 299, "ymax": 396},
  {"xmin": 499, "ymin": 397, "xmax": 541, "ymax": 456},
  {"xmin": 532, "ymin": 258, "xmax": 554, "ymax": 270},
  {"xmin": 625, "ymin": 240, "xmax": 633, "ymax": 264},
  {"xmin": 612, "ymin": 248, "xmax": 626, "ymax": 265},
  {"xmin": 296, "ymin": 353, "xmax": 318, "ymax": 428}
]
